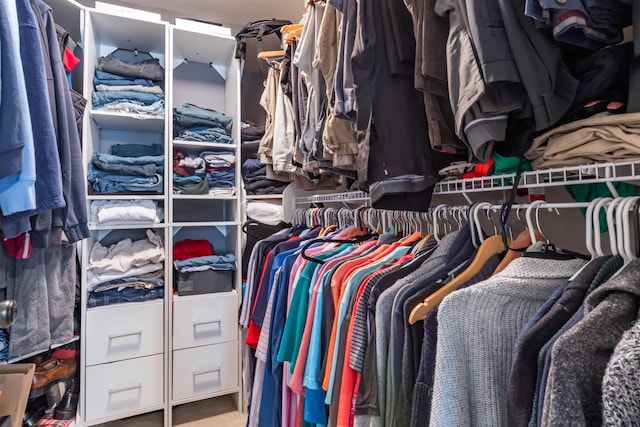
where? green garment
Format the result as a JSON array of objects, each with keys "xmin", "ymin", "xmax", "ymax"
[
  {"xmin": 566, "ymin": 183, "xmax": 636, "ymax": 231},
  {"xmin": 277, "ymin": 245, "xmax": 349, "ymax": 369}
]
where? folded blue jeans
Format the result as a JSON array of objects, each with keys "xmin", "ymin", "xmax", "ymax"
[
  {"xmin": 92, "ymin": 157, "xmax": 162, "ymax": 177},
  {"xmin": 92, "ymin": 90, "xmax": 163, "ymax": 108},
  {"xmin": 93, "ymin": 75, "xmax": 155, "ymax": 87},
  {"xmin": 173, "ymin": 172, "xmax": 205, "ymax": 185},
  {"xmin": 98, "ymin": 100, "xmax": 165, "ymax": 115},
  {"xmin": 174, "ymin": 103, "xmax": 233, "ymax": 130},
  {"xmin": 87, "ymin": 287, "xmax": 164, "ymax": 308},
  {"xmin": 177, "ymin": 126, "xmax": 232, "ymax": 143},
  {"xmin": 95, "ymin": 69, "xmax": 155, "ymax": 83},
  {"xmin": 93, "ymin": 152, "xmax": 164, "ymax": 166},
  {"xmin": 174, "ymin": 253, "xmax": 236, "ymax": 272},
  {"xmin": 88, "ymin": 164, "xmax": 163, "ymax": 193}
]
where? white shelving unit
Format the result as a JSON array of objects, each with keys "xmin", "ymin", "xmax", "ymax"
[
  {"xmin": 79, "ymin": 5, "xmax": 170, "ymax": 427},
  {"xmin": 44, "ymin": 1, "xmax": 244, "ymax": 426},
  {"xmin": 168, "ymin": 18, "xmax": 243, "ymax": 426}
]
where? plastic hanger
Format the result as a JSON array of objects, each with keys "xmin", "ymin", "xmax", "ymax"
[
  {"xmin": 567, "ymin": 197, "xmax": 602, "ymax": 281},
  {"xmin": 473, "ymin": 202, "xmax": 493, "ymax": 247},
  {"xmin": 431, "ymin": 204, "xmax": 447, "ymax": 243},
  {"xmin": 615, "ymin": 197, "xmax": 632, "ymax": 262},
  {"xmin": 605, "ymin": 197, "xmax": 624, "ymax": 256},
  {"xmin": 593, "ymin": 197, "xmax": 613, "ymax": 257},
  {"xmin": 623, "ymin": 197, "xmax": 640, "ymax": 263}
]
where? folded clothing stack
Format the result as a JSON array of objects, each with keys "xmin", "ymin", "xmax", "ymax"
[
  {"xmin": 88, "ymin": 144, "xmax": 164, "ymax": 194},
  {"xmin": 174, "ymin": 253, "xmax": 236, "ymax": 273},
  {"xmin": 87, "ymin": 230, "xmax": 165, "ymax": 307},
  {"xmin": 241, "ymin": 122, "xmax": 265, "ymax": 143},
  {"xmin": 242, "ymin": 158, "xmax": 288, "ymax": 195},
  {"xmin": 173, "ymin": 150, "xmax": 235, "ymax": 196},
  {"xmin": 92, "ymin": 53, "xmax": 164, "ymax": 115},
  {"xmin": 90, "ymin": 199, "xmax": 163, "ymax": 226},
  {"xmin": 88, "ymin": 272, "xmax": 164, "ymax": 308},
  {"xmin": 173, "ymin": 239, "xmax": 236, "ymax": 295},
  {"xmin": 174, "ymin": 103, "xmax": 233, "ymax": 144}
]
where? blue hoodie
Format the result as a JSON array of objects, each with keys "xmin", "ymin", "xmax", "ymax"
[
  {"xmin": 29, "ymin": 0, "xmax": 89, "ymax": 245},
  {"xmin": 0, "ymin": 0, "xmax": 37, "ymax": 216},
  {"xmin": 0, "ymin": 0, "xmax": 66, "ymax": 238}
]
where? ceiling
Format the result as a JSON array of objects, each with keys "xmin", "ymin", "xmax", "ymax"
[{"xmin": 76, "ymin": 0, "xmax": 305, "ymax": 31}]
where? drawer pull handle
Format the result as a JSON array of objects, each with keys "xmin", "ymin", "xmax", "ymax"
[
  {"xmin": 109, "ymin": 383, "xmax": 143, "ymax": 394},
  {"xmin": 193, "ymin": 320, "xmax": 221, "ymax": 328},
  {"xmin": 108, "ymin": 330, "xmax": 143, "ymax": 340},
  {"xmin": 193, "ymin": 367, "xmax": 221, "ymax": 377}
]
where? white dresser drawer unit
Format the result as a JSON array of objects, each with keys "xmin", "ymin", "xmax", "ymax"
[
  {"xmin": 86, "ymin": 301, "xmax": 164, "ymax": 366},
  {"xmin": 85, "ymin": 354, "xmax": 164, "ymax": 422},
  {"xmin": 172, "ymin": 341, "xmax": 239, "ymax": 401},
  {"xmin": 173, "ymin": 292, "xmax": 238, "ymax": 350}
]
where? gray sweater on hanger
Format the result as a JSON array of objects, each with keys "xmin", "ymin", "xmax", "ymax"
[
  {"xmin": 602, "ymin": 311, "xmax": 640, "ymax": 426},
  {"xmin": 429, "ymin": 249, "xmax": 586, "ymax": 427},
  {"xmin": 541, "ymin": 259, "xmax": 640, "ymax": 427}
]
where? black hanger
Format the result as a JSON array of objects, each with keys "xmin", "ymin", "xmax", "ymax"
[
  {"xmin": 522, "ymin": 242, "xmax": 589, "ymax": 261},
  {"xmin": 300, "ymin": 234, "xmax": 377, "ymax": 265}
]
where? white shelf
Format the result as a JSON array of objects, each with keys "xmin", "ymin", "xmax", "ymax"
[
  {"xmin": 173, "ymin": 140, "xmax": 236, "ymax": 149},
  {"xmin": 295, "ymin": 191, "xmax": 370, "ymax": 205},
  {"xmin": 91, "ymin": 110, "xmax": 165, "ymax": 132},
  {"xmin": 171, "ymin": 221, "xmax": 239, "ymax": 227},
  {"xmin": 434, "ymin": 160, "xmax": 640, "ymax": 195},
  {"xmin": 88, "ymin": 194, "xmax": 165, "ymax": 200},
  {"xmin": 89, "ymin": 222, "xmax": 166, "ymax": 230},
  {"xmin": 172, "ymin": 26, "xmax": 236, "ymax": 72},
  {"xmin": 293, "ymin": 161, "xmax": 640, "ymax": 205},
  {"xmin": 172, "ymin": 194, "xmax": 237, "ymax": 200},
  {"xmin": 246, "ymin": 194, "xmax": 284, "ymax": 200}
]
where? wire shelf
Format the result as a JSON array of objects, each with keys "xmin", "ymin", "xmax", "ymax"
[
  {"xmin": 293, "ymin": 161, "xmax": 640, "ymax": 205},
  {"xmin": 295, "ymin": 191, "xmax": 370, "ymax": 205},
  {"xmin": 434, "ymin": 161, "xmax": 640, "ymax": 195}
]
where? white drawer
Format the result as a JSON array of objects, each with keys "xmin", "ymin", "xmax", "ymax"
[
  {"xmin": 173, "ymin": 292, "xmax": 238, "ymax": 350},
  {"xmin": 86, "ymin": 301, "xmax": 164, "ymax": 366},
  {"xmin": 85, "ymin": 354, "xmax": 164, "ymax": 423},
  {"xmin": 172, "ymin": 341, "xmax": 239, "ymax": 401}
]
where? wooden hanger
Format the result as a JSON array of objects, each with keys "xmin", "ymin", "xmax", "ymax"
[
  {"xmin": 492, "ymin": 228, "xmax": 543, "ymax": 275},
  {"xmin": 257, "ymin": 50, "xmax": 286, "ymax": 71},
  {"xmin": 281, "ymin": 23, "xmax": 303, "ymax": 34},
  {"xmin": 283, "ymin": 27, "xmax": 303, "ymax": 44},
  {"xmin": 257, "ymin": 50, "xmax": 286, "ymax": 60},
  {"xmin": 408, "ymin": 234, "xmax": 506, "ymax": 324}
]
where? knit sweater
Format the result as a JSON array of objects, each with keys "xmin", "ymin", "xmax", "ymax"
[
  {"xmin": 602, "ymin": 314, "xmax": 640, "ymax": 426},
  {"xmin": 410, "ymin": 253, "xmax": 501, "ymax": 427},
  {"xmin": 541, "ymin": 259, "xmax": 640, "ymax": 427},
  {"xmin": 429, "ymin": 250, "xmax": 586, "ymax": 427},
  {"xmin": 506, "ymin": 256, "xmax": 612, "ymax": 427}
]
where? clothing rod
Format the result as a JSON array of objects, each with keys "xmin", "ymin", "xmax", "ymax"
[{"xmin": 476, "ymin": 202, "xmax": 592, "ymax": 210}]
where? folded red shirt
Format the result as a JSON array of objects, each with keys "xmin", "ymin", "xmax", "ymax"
[{"xmin": 173, "ymin": 239, "xmax": 213, "ymax": 261}]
